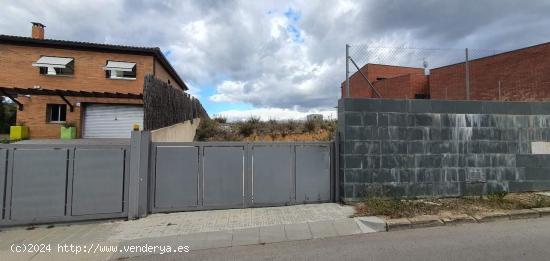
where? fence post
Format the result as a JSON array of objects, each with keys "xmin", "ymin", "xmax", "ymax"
[
  {"xmin": 498, "ymin": 80, "xmax": 502, "ymax": 100},
  {"xmin": 129, "ymin": 131, "xmax": 151, "ymax": 219},
  {"xmin": 465, "ymin": 48, "xmax": 470, "ymax": 100},
  {"xmin": 333, "ymin": 134, "xmax": 339, "ymax": 203},
  {"xmin": 346, "ymin": 44, "xmax": 350, "ymax": 98}
]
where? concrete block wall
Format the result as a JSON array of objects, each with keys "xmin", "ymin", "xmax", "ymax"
[{"xmin": 338, "ymin": 98, "xmax": 550, "ymax": 201}]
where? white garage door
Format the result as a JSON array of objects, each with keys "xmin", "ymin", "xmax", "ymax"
[{"xmin": 83, "ymin": 104, "xmax": 143, "ymax": 138}]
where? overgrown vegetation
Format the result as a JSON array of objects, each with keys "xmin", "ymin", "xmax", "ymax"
[
  {"xmin": 195, "ymin": 116, "xmax": 337, "ymax": 141},
  {"xmin": 304, "ymin": 118, "xmax": 320, "ymax": 133},
  {"xmin": 62, "ymin": 121, "xmax": 77, "ymax": 128},
  {"xmin": 355, "ymin": 192, "xmax": 550, "ymax": 218},
  {"xmin": 237, "ymin": 117, "xmax": 261, "ymax": 137},
  {"xmin": 213, "ymin": 116, "xmax": 227, "ymax": 123},
  {"xmin": 0, "ymin": 99, "xmax": 17, "ymax": 134},
  {"xmin": 196, "ymin": 119, "xmax": 221, "ymax": 141}
]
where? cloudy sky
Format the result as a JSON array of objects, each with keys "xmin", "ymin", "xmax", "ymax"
[{"xmin": 2, "ymin": 0, "xmax": 550, "ymax": 120}]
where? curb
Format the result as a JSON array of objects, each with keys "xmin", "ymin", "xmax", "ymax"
[{"xmin": 384, "ymin": 208, "xmax": 550, "ymax": 232}]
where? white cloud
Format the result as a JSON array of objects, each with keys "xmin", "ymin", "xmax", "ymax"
[
  {"xmin": 2, "ymin": 0, "xmax": 550, "ymax": 118},
  {"xmin": 214, "ymin": 107, "xmax": 336, "ymax": 122},
  {"xmin": 210, "ymin": 81, "xmax": 246, "ymax": 103}
]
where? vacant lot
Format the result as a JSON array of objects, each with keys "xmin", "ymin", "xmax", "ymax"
[{"xmin": 196, "ymin": 117, "xmax": 337, "ymax": 142}]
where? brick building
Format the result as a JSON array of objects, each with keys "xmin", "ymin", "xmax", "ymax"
[
  {"xmin": 343, "ymin": 42, "xmax": 550, "ymax": 101},
  {"xmin": 0, "ymin": 23, "xmax": 187, "ymax": 138},
  {"xmin": 430, "ymin": 42, "xmax": 550, "ymax": 100},
  {"xmin": 341, "ymin": 64, "xmax": 429, "ymax": 99}
]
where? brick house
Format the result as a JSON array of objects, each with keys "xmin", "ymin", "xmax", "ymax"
[
  {"xmin": 343, "ymin": 42, "xmax": 550, "ymax": 101},
  {"xmin": 0, "ymin": 23, "xmax": 187, "ymax": 139}
]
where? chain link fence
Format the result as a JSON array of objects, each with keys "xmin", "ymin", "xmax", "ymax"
[{"xmin": 343, "ymin": 44, "xmax": 547, "ymax": 101}]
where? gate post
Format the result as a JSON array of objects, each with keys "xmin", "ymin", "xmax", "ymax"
[{"xmin": 129, "ymin": 131, "xmax": 151, "ymax": 219}]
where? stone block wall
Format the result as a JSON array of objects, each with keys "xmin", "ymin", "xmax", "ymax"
[{"xmin": 338, "ymin": 98, "xmax": 550, "ymax": 201}]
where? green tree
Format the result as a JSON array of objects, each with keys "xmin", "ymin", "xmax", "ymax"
[
  {"xmin": 0, "ymin": 98, "xmax": 16, "ymax": 133},
  {"xmin": 0, "ymin": 99, "xmax": 4, "ymax": 132}
]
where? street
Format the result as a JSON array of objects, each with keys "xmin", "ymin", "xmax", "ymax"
[{"xmin": 130, "ymin": 217, "xmax": 550, "ymax": 261}]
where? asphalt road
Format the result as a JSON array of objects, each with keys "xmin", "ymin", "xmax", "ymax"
[{"xmin": 130, "ymin": 217, "xmax": 550, "ymax": 261}]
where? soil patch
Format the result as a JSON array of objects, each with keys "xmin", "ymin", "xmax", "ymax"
[{"xmin": 354, "ymin": 192, "xmax": 550, "ymax": 219}]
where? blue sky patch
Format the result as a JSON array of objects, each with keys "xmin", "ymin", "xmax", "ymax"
[
  {"xmin": 284, "ymin": 8, "xmax": 303, "ymax": 43},
  {"xmin": 284, "ymin": 8, "xmax": 300, "ymax": 22},
  {"xmin": 199, "ymin": 86, "xmax": 253, "ymax": 115}
]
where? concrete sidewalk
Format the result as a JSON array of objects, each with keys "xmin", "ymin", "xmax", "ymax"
[
  {"xmin": 0, "ymin": 203, "xmax": 384, "ymax": 260},
  {"xmin": 137, "ymin": 216, "xmax": 550, "ymax": 261}
]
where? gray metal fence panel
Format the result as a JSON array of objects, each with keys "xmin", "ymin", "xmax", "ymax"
[
  {"xmin": 251, "ymin": 145, "xmax": 293, "ymax": 205},
  {"xmin": 10, "ymin": 149, "xmax": 69, "ymax": 220},
  {"xmin": 149, "ymin": 141, "xmax": 333, "ymax": 212},
  {"xmin": 0, "ymin": 149, "xmax": 6, "ymax": 220},
  {"xmin": 71, "ymin": 149, "xmax": 126, "ymax": 216},
  {"xmin": 154, "ymin": 146, "xmax": 199, "ymax": 209},
  {"xmin": 295, "ymin": 145, "xmax": 331, "ymax": 203},
  {"xmin": 203, "ymin": 146, "xmax": 245, "ymax": 207}
]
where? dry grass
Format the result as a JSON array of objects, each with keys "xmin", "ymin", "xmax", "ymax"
[
  {"xmin": 196, "ymin": 118, "xmax": 336, "ymax": 141},
  {"xmin": 354, "ymin": 192, "xmax": 550, "ymax": 219},
  {"xmin": 242, "ymin": 130, "xmax": 334, "ymax": 142}
]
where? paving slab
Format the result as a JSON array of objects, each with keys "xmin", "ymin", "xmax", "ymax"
[
  {"xmin": 472, "ymin": 212, "xmax": 509, "ymax": 223},
  {"xmin": 308, "ymin": 220, "xmax": 338, "ymax": 239},
  {"xmin": 178, "ymin": 232, "xmax": 208, "ymax": 251},
  {"xmin": 109, "ymin": 203, "xmax": 354, "ymax": 241},
  {"xmin": 0, "ymin": 250, "xmax": 35, "ymax": 261},
  {"xmin": 31, "ymin": 250, "xmax": 113, "ymax": 261},
  {"xmin": 508, "ymin": 209, "xmax": 540, "ymax": 220},
  {"xmin": 232, "ymin": 228, "xmax": 259, "ymax": 246},
  {"xmin": 440, "ymin": 214, "xmax": 477, "ymax": 225},
  {"xmin": 386, "ymin": 218, "xmax": 411, "ymax": 231},
  {"xmin": 333, "ymin": 218, "xmax": 362, "ymax": 236},
  {"xmin": 355, "ymin": 216, "xmax": 387, "ymax": 233},
  {"xmin": 0, "ymin": 203, "xmax": 367, "ymax": 259},
  {"xmin": 259, "ymin": 225, "xmax": 286, "ymax": 244},
  {"xmin": 409, "ymin": 215, "xmax": 444, "ymax": 228},
  {"xmin": 203, "ymin": 231, "xmax": 233, "ymax": 249},
  {"xmin": 284, "ymin": 223, "xmax": 312, "ymax": 241},
  {"xmin": 110, "ymin": 233, "xmax": 193, "ymax": 259}
]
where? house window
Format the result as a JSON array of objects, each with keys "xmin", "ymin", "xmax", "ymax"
[
  {"xmin": 32, "ymin": 56, "xmax": 74, "ymax": 76},
  {"xmin": 47, "ymin": 104, "xmax": 67, "ymax": 122},
  {"xmin": 104, "ymin": 61, "xmax": 136, "ymax": 79}
]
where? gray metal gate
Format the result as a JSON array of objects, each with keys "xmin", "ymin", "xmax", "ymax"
[
  {"xmin": 150, "ymin": 142, "xmax": 334, "ymax": 213},
  {"xmin": 0, "ymin": 144, "xmax": 130, "ymax": 226},
  {"xmin": 0, "ymin": 149, "xmax": 6, "ymax": 222},
  {"xmin": 0, "ymin": 133, "xmax": 336, "ymax": 227}
]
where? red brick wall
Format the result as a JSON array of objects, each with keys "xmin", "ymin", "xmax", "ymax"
[
  {"xmin": 154, "ymin": 59, "xmax": 181, "ymax": 89},
  {"xmin": 0, "ymin": 44, "xmax": 154, "ymax": 94},
  {"xmin": 341, "ymin": 64, "xmax": 426, "ymax": 98},
  {"xmin": 430, "ymin": 43, "xmax": 550, "ymax": 101},
  {"xmin": 17, "ymin": 95, "xmax": 142, "ymax": 139},
  {"xmin": 373, "ymin": 74, "xmax": 410, "ymax": 99},
  {"xmin": 410, "ymin": 73, "xmax": 430, "ymax": 98},
  {"xmin": 372, "ymin": 74, "xmax": 429, "ymax": 99},
  {"xmin": 0, "ymin": 43, "xmax": 185, "ymax": 93}
]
